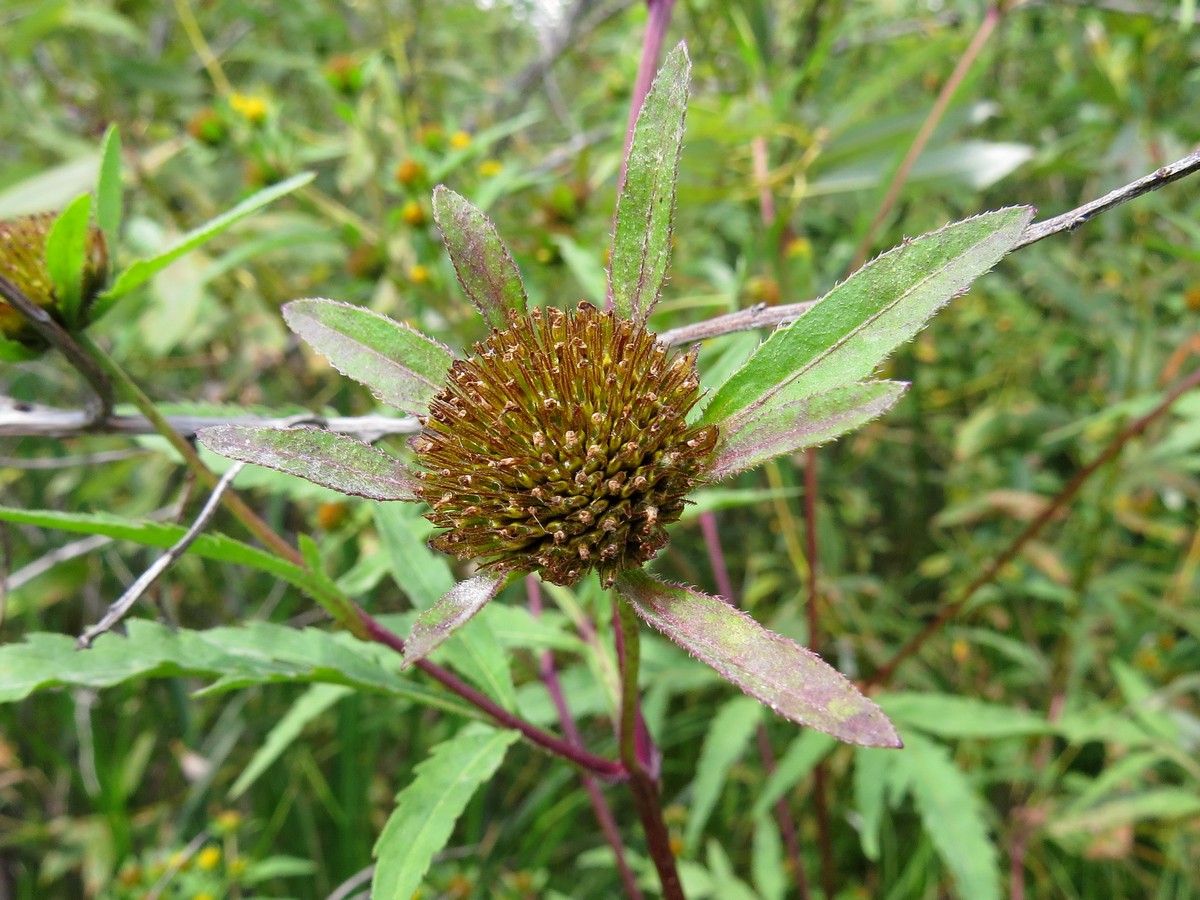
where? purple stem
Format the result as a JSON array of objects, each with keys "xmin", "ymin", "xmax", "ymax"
[
  {"xmin": 528, "ymin": 579, "xmax": 644, "ymax": 900},
  {"xmin": 357, "ymin": 609, "xmax": 625, "ymax": 781}
]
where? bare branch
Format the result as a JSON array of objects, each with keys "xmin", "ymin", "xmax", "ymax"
[
  {"xmin": 76, "ymin": 463, "xmax": 245, "ymax": 649},
  {"xmin": 1013, "ymin": 147, "xmax": 1200, "ymax": 250}
]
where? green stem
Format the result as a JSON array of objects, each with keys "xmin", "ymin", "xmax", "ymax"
[{"xmin": 616, "ymin": 596, "xmax": 685, "ymax": 900}]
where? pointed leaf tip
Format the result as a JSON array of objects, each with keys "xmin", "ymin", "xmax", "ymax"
[
  {"xmin": 608, "ymin": 41, "xmax": 691, "ymax": 324},
  {"xmin": 433, "ymin": 186, "xmax": 527, "ymax": 330},
  {"xmin": 401, "ymin": 573, "xmax": 508, "ymax": 668},
  {"xmin": 617, "ymin": 570, "xmax": 901, "ymax": 748},
  {"xmin": 199, "ymin": 424, "xmax": 419, "ymax": 501}
]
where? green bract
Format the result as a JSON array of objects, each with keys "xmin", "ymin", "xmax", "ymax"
[{"xmin": 200, "ymin": 43, "xmax": 1034, "ymax": 749}]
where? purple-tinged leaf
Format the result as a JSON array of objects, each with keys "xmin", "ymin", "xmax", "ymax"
[
  {"xmin": 608, "ymin": 42, "xmax": 690, "ymax": 325},
  {"xmin": 616, "ymin": 569, "xmax": 901, "ymax": 748},
  {"xmin": 702, "ymin": 207, "xmax": 1035, "ymax": 428},
  {"xmin": 283, "ymin": 299, "xmax": 453, "ymax": 416},
  {"xmin": 707, "ymin": 381, "xmax": 908, "ymax": 480},
  {"xmin": 199, "ymin": 425, "xmax": 418, "ymax": 501},
  {"xmin": 433, "ymin": 186, "xmax": 527, "ymax": 330},
  {"xmin": 401, "ymin": 573, "xmax": 508, "ymax": 668}
]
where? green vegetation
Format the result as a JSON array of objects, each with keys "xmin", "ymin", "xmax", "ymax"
[{"xmin": 1, "ymin": 2, "xmax": 1198, "ymax": 898}]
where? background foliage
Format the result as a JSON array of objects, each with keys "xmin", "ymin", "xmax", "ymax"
[{"xmin": 1, "ymin": 1, "xmax": 1198, "ymax": 897}]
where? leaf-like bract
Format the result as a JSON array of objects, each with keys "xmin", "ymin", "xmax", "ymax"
[
  {"xmin": 708, "ymin": 381, "xmax": 907, "ymax": 479},
  {"xmin": 44, "ymin": 193, "xmax": 93, "ymax": 327},
  {"xmin": 402, "ymin": 573, "xmax": 508, "ymax": 668},
  {"xmin": 609, "ymin": 42, "xmax": 690, "ymax": 324},
  {"xmin": 616, "ymin": 570, "xmax": 901, "ymax": 747},
  {"xmin": 199, "ymin": 424, "xmax": 418, "ymax": 500},
  {"xmin": 703, "ymin": 207, "xmax": 1035, "ymax": 426},
  {"xmin": 283, "ymin": 298, "xmax": 453, "ymax": 416},
  {"xmin": 433, "ymin": 186, "xmax": 527, "ymax": 330}
]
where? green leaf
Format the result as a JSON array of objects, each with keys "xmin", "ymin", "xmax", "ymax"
[
  {"xmin": 751, "ymin": 815, "xmax": 786, "ymax": 900},
  {"xmin": 880, "ymin": 692, "xmax": 1054, "ymax": 739},
  {"xmin": 1047, "ymin": 789, "xmax": 1200, "ymax": 839},
  {"xmin": 43, "ymin": 192, "xmax": 93, "ymax": 327},
  {"xmin": 895, "ymin": 731, "xmax": 1002, "ymax": 900},
  {"xmin": 374, "ymin": 503, "xmax": 455, "ymax": 610},
  {"xmin": 372, "ymin": 726, "xmax": 519, "ymax": 900},
  {"xmin": 752, "ymin": 730, "xmax": 838, "ymax": 819},
  {"xmin": 708, "ymin": 380, "xmax": 907, "ymax": 479},
  {"xmin": 685, "ymin": 696, "xmax": 761, "ymax": 853},
  {"xmin": 616, "ymin": 570, "xmax": 901, "ymax": 747},
  {"xmin": 0, "ymin": 619, "xmax": 471, "ymax": 718},
  {"xmin": 402, "ymin": 573, "xmax": 508, "ymax": 668},
  {"xmin": 442, "ymin": 611, "xmax": 518, "ymax": 713},
  {"xmin": 103, "ymin": 171, "xmax": 314, "ymax": 301},
  {"xmin": 283, "ymin": 298, "xmax": 454, "ymax": 416},
  {"xmin": 550, "ymin": 234, "xmax": 607, "ymax": 306},
  {"xmin": 854, "ymin": 747, "xmax": 896, "ymax": 861},
  {"xmin": 608, "ymin": 41, "xmax": 690, "ymax": 324},
  {"xmin": 702, "ymin": 206, "xmax": 1035, "ymax": 426},
  {"xmin": 95, "ymin": 124, "xmax": 123, "ymax": 249},
  {"xmin": 199, "ymin": 425, "xmax": 418, "ymax": 501},
  {"xmin": 433, "ymin": 186, "xmax": 527, "ymax": 330},
  {"xmin": 229, "ymin": 684, "xmax": 352, "ymax": 799}
]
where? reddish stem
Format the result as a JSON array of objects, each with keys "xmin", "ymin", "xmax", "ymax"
[
  {"xmin": 528, "ymin": 579, "xmax": 644, "ymax": 900},
  {"xmin": 357, "ymin": 609, "xmax": 626, "ymax": 780}
]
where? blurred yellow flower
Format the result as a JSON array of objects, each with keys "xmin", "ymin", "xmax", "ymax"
[
  {"xmin": 400, "ymin": 200, "xmax": 427, "ymax": 226},
  {"xmin": 230, "ymin": 93, "xmax": 268, "ymax": 125},
  {"xmin": 197, "ymin": 846, "xmax": 221, "ymax": 870},
  {"xmin": 408, "ymin": 264, "xmax": 431, "ymax": 284},
  {"xmin": 449, "ymin": 130, "xmax": 472, "ymax": 150},
  {"xmin": 478, "ymin": 159, "xmax": 503, "ymax": 177}
]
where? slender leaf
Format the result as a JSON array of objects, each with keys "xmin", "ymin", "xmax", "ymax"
[
  {"xmin": 199, "ymin": 425, "xmax": 418, "ymax": 501},
  {"xmin": 96, "ymin": 124, "xmax": 122, "ymax": 246},
  {"xmin": 1047, "ymin": 790, "xmax": 1200, "ymax": 838},
  {"xmin": 880, "ymin": 692, "xmax": 1054, "ymax": 739},
  {"xmin": 43, "ymin": 192, "xmax": 92, "ymax": 327},
  {"xmin": 433, "ymin": 186, "xmax": 527, "ymax": 330},
  {"xmin": 854, "ymin": 747, "xmax": 897, "ymax": 861},
  {"xmin": 104, "ymin": 171, "xmax": 314, "ymax": 300},
  {"xmin": 0, "ymin": 619, "xmax": 472, "ymax": 718},
  {"xmin": 402, "ymin": 573, "xmax": 508, "ymax": 668},
  {"xmin": 608, "ymin": 42, "xmax": 690, "ymax": 324},
  {"xmin": 374, "ymin": 503, "xmax": 455, "ymax": 611},
  {"xmin": 685, "ymin": 696, "xmax": 761, "ymax": 853},
  {"xmin": 616, "ymin": 570, "xmax": 901, "ymax": 747},
  {"xmin": 752, "ymin": 730, "xmax": 838, "ymax": 819},
  {"xmin": 751, "ymin": 816, "xmax": 786, "ymax": 900},
  {"xmin": 372, "ymin": 726, "xmax": 518, "ymax": 900},
  {"xmin": 708, "ymin": 380, "xmax": 907, "ymax": 479},
  {"xmin": 283, "ymin": 298, "xmax": 454, "ymax": 415},
  {"xmin": 897, "ymin": 731, "xmax": 1002, "ymax": 900},
  {"xmin": 444, "ymin": 611, "xmax": 518, "ymax": 712},
  {"xmin": 229, "ymin": 684, "xmax": 352, "ymax": 799},
  {"xmin": 702, "ymin": 206, "xmax": 1035, "ymax": 426}
]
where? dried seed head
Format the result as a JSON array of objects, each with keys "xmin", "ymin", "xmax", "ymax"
[
  {"xmin": 414, "ymin": 301, "xmax": 718, "ymax": 588},
  {"xmin": 0, "ymin": 212, "xmax": 108, "ymax": 344}
]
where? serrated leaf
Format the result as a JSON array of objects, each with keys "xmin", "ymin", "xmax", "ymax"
[
  {"xmin": 616, "ymin": 570, "xmax": 901, "ymax": 747},
  {"xmin": 0, "ymin": 619, "xmax": 471, "ymax": 718},
  {"xmin": 402, "ymin": 573, "xmax": 508, "ymax": 668},
  {"xmin": 433, "ymin": 186, "xmax": 526, "ymax": 330},
  {"xmin": 104, "ymin": 171, "xmax": 314, "ymax": 300},
  {"xmin": 230, "ymin": 684, "xmax": 352, "ymax": 799},
  {"xmin": 372, "ymin": 726, "xmax": 519, "ymax": 900},
  {"xmin": 685, "ymin": 696, "xmax": 761, "ymax": 853},
  {"xmin": 44, "ymin": 192, "xmax": 93, "ymax": 327},
  {"xmin": 442, "ymin": 610, "xmax": 518, "ymax": 712},
  {"xmin": 283, "ymin": 298, "xmax": 454, "ymax": 415},
  {"xmin": 96, "ymin": 124, "xmax": 122, "ymax": 247},
  {"xmin": 708, "ymin": 380, "xmax": 907, "ymax": 479},
  {"xmin": 608, "ymin": 42, "xmax": 690, "ymax": 324},
  {"xmin": 199, "ymin": 425, "xmax": 418, "ymax": 501},
  {"xmin": 896, "ymin": 731, "xmax": 1001, "ymax": 900},
  {"xmin": 752, "ymin": 730, "xmax": 838, "ymax": 819},
  {"xmin": 880, "ymin": 692, "xmax": 1054, "ymax": 739},
  {"xmin": 703, "ymin": 207, "xmax": 1035, "ymax": 427}
]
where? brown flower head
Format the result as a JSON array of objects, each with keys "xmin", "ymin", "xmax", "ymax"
[{"xmin": 411, "ymin": 301, "xmax": 718, "ymax": 587}]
